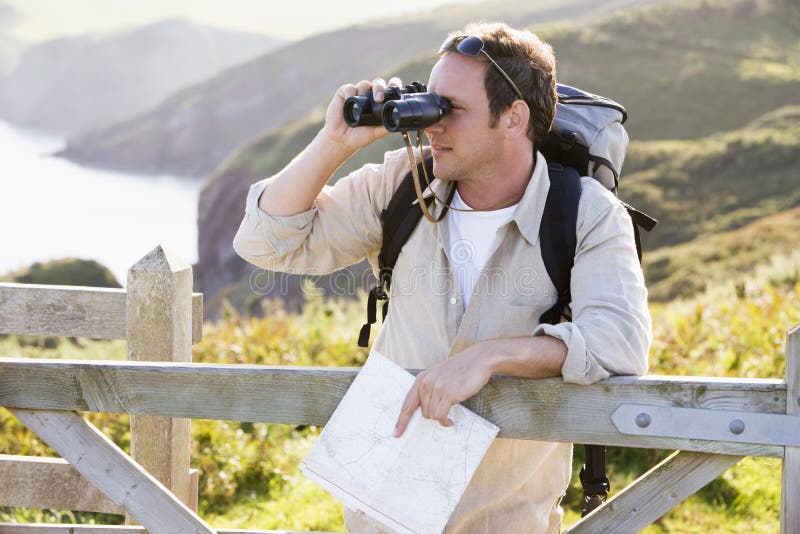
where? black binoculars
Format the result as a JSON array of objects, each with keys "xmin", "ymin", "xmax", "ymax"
[{"xmin": 343, "ymin": 82, "xmax": 451, "ymax": 132}]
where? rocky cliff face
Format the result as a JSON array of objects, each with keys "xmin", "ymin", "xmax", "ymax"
[
  {"xmin": 194, "ymin": 118, "xmax": 388, "ymax": 316},
  {"xmin": 196, "ymin": 162, "xmax": 376, "ymax": 317},
  {"xmin": 196, "ymin": 161, "xmax": 254, "ymax": 301}
]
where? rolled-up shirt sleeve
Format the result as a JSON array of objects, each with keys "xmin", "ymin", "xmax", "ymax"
[
  {"xmin": 233, "ymin": 150, "xmax": 411, "ymax": 275},
  {"xmin": 232, "ymin": 180, "xmax": 318, "ymax": 266},
  {"xmin": 533, "ymin": 183, "xmax": 651, "ymax": 384}
]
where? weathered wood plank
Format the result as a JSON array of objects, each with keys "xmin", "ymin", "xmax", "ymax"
[
  {"xmin": 0, "ymin": 283, "xmax": 127, "ymax": 339},
  {"xmin": 126, "ymin": 246, "xmax": 193, "ymax": 509},
  {"xmin": 0, "ymin": 526, "xmax": 330, "ymax": 534},
  {"xmin": 192, "ymin": 293, "xmax": 203, "ymax": 344},
  {"xmin": 566, "ymin": 451, "xmax": 742, "ymax": 533},
  {"xmin": 8, "ymin": 409, "xmax": 214, "ymax": 534},
  {"xmin": 189, "ymin": 467, "xmax": 200, "ymax": 512},
  {"xmin": 0, "ymin": 282, "xmax": 203, "ymax": 343},
  {"xmin": 782, "ymin": 325, "xmax": 800, "ymax": 533},
  {"xmin": 0, "ymin": 454, "xmax": 124, "ymax": 513},
  {"xmin": 0, "ymin": 358, "xmax": 787, "ymax": 456}
]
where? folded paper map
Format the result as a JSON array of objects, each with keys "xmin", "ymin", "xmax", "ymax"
[{"xmin": 301, "ymin": 350, "xmax": 499, "ymax": 534}]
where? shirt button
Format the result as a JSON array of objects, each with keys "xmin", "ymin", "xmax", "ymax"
[{"xmin": 450, "ymin": 297, "xmax": 457, "ymax": 305}]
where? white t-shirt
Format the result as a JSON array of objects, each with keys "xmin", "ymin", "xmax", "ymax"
[{"xmin": 446, "ymin": 189, "xmax": 518, "ymax": 310}]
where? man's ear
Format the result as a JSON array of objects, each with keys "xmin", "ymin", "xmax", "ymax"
[{"xmin": 505, "ymin": 99, "xmax": 530, "ymax": 138}]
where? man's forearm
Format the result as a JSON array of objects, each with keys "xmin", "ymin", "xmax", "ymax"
[
  {"xmin": 483, "ymin": 335, "xmax": 567, "ymax": 379},
  {"xmin": 394, "ymin": 335, "xmax": 567, "ymax": 435},
  {"xmin": 258, "ymin": 130, "xmax": 356, "ymax": 216}
]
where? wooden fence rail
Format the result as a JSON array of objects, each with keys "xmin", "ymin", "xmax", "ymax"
[
  {"xmin": 0, "ymin": 358, "xmax": 789, "ymax": 458},
  {"xmin": 0, "ymin": 244, "xmax": 797, "ymax": 533},
  {"xmin": 0, "ymin": 282, "xmax": 203, "ymax": 342},
  {"xmin": 0, "ymin": 245, "xmax": 204, "ymax": 530}
]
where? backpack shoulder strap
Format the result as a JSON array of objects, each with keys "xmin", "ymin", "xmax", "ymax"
[
  {"xmin": 358, "ymin": 156, "xmax": 435, "ymax": 347},
  {"xmin": 538, "ymin": 163, "xmax": 612, "ymax": 515},
  {"xmin": 538, "ymin": 162, "xmax": 581, "ymax": 325},
  {"xmin": 379, "ymin": 157, "xmax": 434, "ymax": 274},
  {"xmin": 621, "ymin": 201, "xmax": 658, "ymax": 262}
]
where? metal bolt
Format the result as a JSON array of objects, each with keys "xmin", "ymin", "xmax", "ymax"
[
  {"xmin": 729, "ymin": 419, "xmax": 745, "ymax": 435},
  {"xmin": 635, "ymin": 412, "xmax": 651, "ymax": 428}
]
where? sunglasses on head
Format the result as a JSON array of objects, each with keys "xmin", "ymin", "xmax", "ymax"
[{"xmin": 440, "ymin": 35, "xmax": 525, "ymax": 102}]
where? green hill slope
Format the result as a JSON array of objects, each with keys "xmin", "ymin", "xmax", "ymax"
[
  {"xmin": 369, "ymin": 0, "xmax": 800, "ymax": 141},
  {"xmin": 551, "ymin": 0, "xmax": 800, "ymax": 141},
  {"xmin": 1, "ymin": 257, "xmax": 120, "ymax": 288},
  {"xmin": 645, "ymin": 204, "xmax": 800, "ymax": 301},
  {"xmin": 208, "ymin": 0, "xmax": 800, "ymax": 186},
  {"xmin": 625, "ymin": 105, "xmax": 800, "ymax": 250}
]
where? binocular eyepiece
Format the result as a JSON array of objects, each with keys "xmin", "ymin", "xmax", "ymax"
[{"xmin": 343, "ymin": 82, "xmax": 451, "ymax": 132}]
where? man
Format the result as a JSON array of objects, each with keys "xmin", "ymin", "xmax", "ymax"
[{"xmin": 233, "ymin": 22, "xmax": 650, "ymax": 533}]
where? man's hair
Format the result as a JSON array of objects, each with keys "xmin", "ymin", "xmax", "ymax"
[{"xmin": 440, "ymin": 22, "xmax": 557, "ymax": 147}]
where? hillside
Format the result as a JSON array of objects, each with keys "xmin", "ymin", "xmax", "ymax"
[
  {"xmin": 0, "ymin": 2, "xmax": 22, "ymax": 74},
  {"xmin": 194, "ymin": 0, "xmax": 800, "ymax": 311},
  {"xmin": 646, "ymin": 205, "xmax": 800, "ymax": 301},
  {"xmin": 0, "ymin": 33, "xmax": 20, "ymax": 74},
  {"xmin": 623, "ymin": 105, "xmax": 800, "ymax": 250},
  {"xmin": 0, "ymin": 19, "xmax": 284, "ymax": 135},
  {"xmin": 56, "ymin": 0, "xmax": 663, "ymax": 176},
  {"xmin": 362, "ymin": 0, "xmax": 800, "ymax": 142}
]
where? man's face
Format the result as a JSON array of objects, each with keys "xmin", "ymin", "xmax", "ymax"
[{"xmin": 425, "ymin": 52, "xmax": 505, "ymax": 184}]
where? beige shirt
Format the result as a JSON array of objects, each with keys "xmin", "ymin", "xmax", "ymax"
[{"xmin": 233, "ymin": 148, "xmax": 651, "ymax": 533}]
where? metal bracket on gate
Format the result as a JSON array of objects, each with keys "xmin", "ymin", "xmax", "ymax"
[{"xmin": 612, "ymin": 404, "xmax": 800, "ymax": 447}]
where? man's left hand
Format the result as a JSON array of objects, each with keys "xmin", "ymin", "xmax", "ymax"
[{"xmin": 393, "ymin": 344, "xmax": 493, "ymax": 437}]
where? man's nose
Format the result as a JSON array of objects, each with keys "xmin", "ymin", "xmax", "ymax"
[{"xmin": 425, "ymin": 119, "xmax": 445, "ymax": 135}]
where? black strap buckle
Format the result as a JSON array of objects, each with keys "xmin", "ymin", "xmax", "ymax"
[
  {"xmin": 358, "ymin": 281, "xmax": 390, "ymax": 347},
  {"xmin": 579, "ymin": 465, "xmax": 610, "ymax": 517}
]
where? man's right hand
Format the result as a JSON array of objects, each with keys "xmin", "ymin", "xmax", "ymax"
[
  {"xmin": 256, "ymin": 76, "xmax": 402, "ymax": 217},
  {"xmin": 321, "ymin": 77, "xmax": 403, "ymax": 153}
]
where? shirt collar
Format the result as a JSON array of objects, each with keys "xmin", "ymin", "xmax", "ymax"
[
  {"xmin": 412, "ymin": 150, "xmax": 550, "ymax": 237},
  {"xmin": 511, "ymin": 151, "xmax": 550, "ymax": 246}
]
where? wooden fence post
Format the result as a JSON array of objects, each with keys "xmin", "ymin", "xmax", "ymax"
[
  {"xmin": 781, "ymin": 325, "xmax": 800, "ymax": 533},
  {"xmin": 126, "ymin": 245, "xmax": 193, "ymax": 510}
]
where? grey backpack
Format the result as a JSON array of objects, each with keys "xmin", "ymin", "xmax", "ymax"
[{"xmin": 541, "ymin": 83, "xmax": 629, "ymax": 191}]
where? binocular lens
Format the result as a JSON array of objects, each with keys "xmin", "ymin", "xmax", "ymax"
[
  {"xmin": 382, "ymin": 94, "xmax": 451, "ymax": 132},
  {"xmin": 343, "ymin": 82, "xmax": 430, "ymax": 128},
  {"xmin": 343, "ymin": 95, "xmax": 382, "ymax": 127},
  {"xmin": 350, "ymin": 102, "xmax": 362, "ymax": 122}
]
